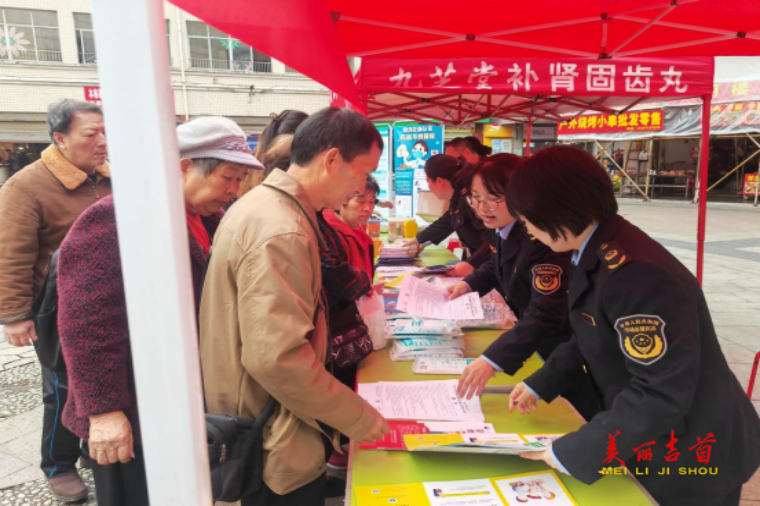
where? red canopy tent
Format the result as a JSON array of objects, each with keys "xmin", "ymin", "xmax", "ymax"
[
  {"xmin": 84, "ymin": 2, "xmax": 758, "ymax": 503},
  {"xmin": 169, "ymin": 0, "xmax": 760, "ymax": 284}
]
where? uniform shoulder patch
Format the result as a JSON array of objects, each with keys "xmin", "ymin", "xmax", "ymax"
[
  {"xmin": 531, "ymin": 264, "xmax": 562, "ymax": 295},
  {"xmin": 598, "ymin": 241, "xmax": 631, "ymax": 273},
  {"xmin": 615, "ymin": 315, "xmax": 667, "ymax": 366}
]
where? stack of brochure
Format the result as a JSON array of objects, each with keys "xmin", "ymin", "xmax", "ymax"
[
  {"xmin": 377, "ymin": 241, "xmax": 418, "ymax": 267},
  {"xmin": 386, "ymin": 318, "xmax": 466, "ymax": 362}
]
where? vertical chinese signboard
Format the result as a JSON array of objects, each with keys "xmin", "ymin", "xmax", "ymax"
[
  {"xmin": 373, "ymin": 124, "xmax": 393, "ymax": 218},
  {"xmin": 84, "ymin": 86, "xmax": 102, "ymax": 107},
  {"xmin": 393, "ymin": 122, "xmax": 444, "ymax": 217},
  {"xmin": 743, "ymin": 173, "xmax": 759, "ymax": 196}
]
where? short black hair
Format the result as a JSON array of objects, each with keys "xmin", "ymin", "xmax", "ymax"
[
  {"xmin": 424, "ymin": 154, "xmax": 463, "ymax": 181},
  {"xmin": 472, "ymin": 153, "xmax": 523, "ymax": 197},
  {"xmin": 449, "ymin": 136, "xmax": 491, "ymax": 159},
  {"xmin": 47, "ymin": 99, "xmax": 103, "ymax": 145},
  {"xmin": 506, "ymin": 145, "xmax": 618, "ymax": 240},
  {"xmin": 290, "ymin": 107, "xmax": 384, "ymax": 166},
  {"xmin": 364, "ymin": 175, "xmax": 380, "ymax": 197}
]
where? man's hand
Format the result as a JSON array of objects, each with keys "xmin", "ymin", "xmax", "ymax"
[
  {"xmin": 358, "ymin": 414, "xmax": 391, "ymax": 443},
  {"xmin": 2, "ymin": 319, "xmax": 37, "ymax": 347},
  {"xmin": 89, "ymin": 411, "xmax": 134, "ymax": 465},
  {"xmin": 376, "ymin": 200, "xmax": 394, "ymax": 210},
  {"xmin": 457, "ymin": 357, "xmax": 496, "ymax": 400},
  {"xmin": 509, "ymin": 382, "xmax": 539, "ymax": 415},
  {"xmin": 446, "ymin": 262, "xmax": 475, "ymax": 277},
  {"xmin": 447, "ymin": 282, "xmax": 471, "ymax": 300},
  {"xmin": 519, "ymin": 449, "xmax": 561, "ymax": 471}
]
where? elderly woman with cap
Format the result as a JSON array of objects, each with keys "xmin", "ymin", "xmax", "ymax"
[{"xmin": 56, "ymin": 117, "xmax": 263, "ymax": 506}]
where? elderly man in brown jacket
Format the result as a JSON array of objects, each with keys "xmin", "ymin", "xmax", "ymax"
[
  {"xmin": 0, "ymin": 99, "xmax": 110, "ymax": 502},
  {"xmin": 200, "ymin": 107, "xmax": 389, "ymax": 505}
]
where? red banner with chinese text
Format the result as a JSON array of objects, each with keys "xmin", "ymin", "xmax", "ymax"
[
  {"xmin": 557, "ymin": 110, "xmax": 665, "ymax": 134},
  {"xmin": 713, "ymin": 81, "xmax": 760, "ymax": 103},
  {"xmin": 360, "ymin": 57, "xmax": 713, "ymax": 97}
]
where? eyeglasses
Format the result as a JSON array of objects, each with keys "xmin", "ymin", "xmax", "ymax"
[{"xmin": 466, "ymin": 195, "xmax": 505, "ymax": 211}]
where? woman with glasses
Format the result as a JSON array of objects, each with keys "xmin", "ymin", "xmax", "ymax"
[
  {"xmin": 404, "ymin": 154, "xmax": 492, "ymax": 277},
  {"xmin": 448, "ymin": 154, "xmax": 599, "ymax": 420}
]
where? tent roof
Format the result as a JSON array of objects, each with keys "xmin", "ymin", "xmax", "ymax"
[{"xmin": 171, "ymin": 0, "xmax": 759, "ymax": 107}]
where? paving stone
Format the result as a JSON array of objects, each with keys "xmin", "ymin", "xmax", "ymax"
[
  {"xmin": 1, "ymin": 431, "xmax": 42, "ymax": 466},
  {"xmin": 0, "ymin": 465, "xmax": 40, "ymax": 489},
  {"xmin": 0, "ymin": 349, "xmax": 27, "ymax": 358}
]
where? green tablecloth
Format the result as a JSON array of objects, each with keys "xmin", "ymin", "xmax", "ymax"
[{"xmin": 348, "ymin": 246, "xmax": 654, "ymax": 505}]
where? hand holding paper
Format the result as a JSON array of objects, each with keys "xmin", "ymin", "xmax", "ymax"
[{"xmin": 398, "ymin": 275, "xmax": 484, "ymax": 320}]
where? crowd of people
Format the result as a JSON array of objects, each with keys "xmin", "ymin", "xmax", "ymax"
[{"xmin": 0, "ymin": 99, "xmax": 758, "ymax": 506}]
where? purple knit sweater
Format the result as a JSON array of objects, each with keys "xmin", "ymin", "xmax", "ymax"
[{"xmin": 57, "ymin": 195, "xmax": 218, "ymax": 442}]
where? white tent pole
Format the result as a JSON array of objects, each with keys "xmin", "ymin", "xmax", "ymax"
[{"xmin": 91, "ymin": 1, "xmax": 212, "ymax": 504}]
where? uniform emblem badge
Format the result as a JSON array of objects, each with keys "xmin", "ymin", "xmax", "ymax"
[
  {"xmin": 604, "ymin": 250, "xmax": 618, "ymax": 261},
  {"xmin": 531, "ymin": 264, "xmax": 562, "ymax": 295},
  {"xmin": 615, "ymin": 315, "xmax": 667, "ymax": 365}
]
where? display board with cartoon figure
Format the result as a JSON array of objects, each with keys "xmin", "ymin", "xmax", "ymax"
[{"xmin": 393, "ymin": 122, "xmax": 444, "ymax": 217}]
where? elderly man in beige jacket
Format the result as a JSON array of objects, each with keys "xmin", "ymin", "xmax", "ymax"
[{"xmin": 200, "ymin": 107, "xmax": 389, "ymax": 505}]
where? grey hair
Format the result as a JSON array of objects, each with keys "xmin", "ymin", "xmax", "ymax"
[
  {"xmin": 191, "ymin": 158, "xmax": 224, "ymax": 176},
  {"xmin": 47, "ymin": 99, "xmax": 103, "ymax": 145}
]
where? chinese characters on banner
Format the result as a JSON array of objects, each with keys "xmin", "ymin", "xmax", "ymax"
[
  {"xmin": 712, "ymin": 80, "xmax": 760, "ymax": 102},
  {"xmin": 393, "ymin": 122, "xmax": 443, "ymax": 218},
  {"xmin": 710, "ymin": 102, "xmax": 760, "ymax": 127},
  {"xmin": 362, "ymin": 57, "xmax": 713, "ymax": 97},
  {"xmin": 557, "ymin": 110, "xmax": 665, "ymax": 135},
  {"xmin": 743, "ymin": 173, "xmax": 759, "ymax": 197},
  {"xmin": 84, "ymin": 86, "xmax": 102, "ymax": 107}
]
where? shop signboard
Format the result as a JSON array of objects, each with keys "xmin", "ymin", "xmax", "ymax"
[
  {"xmin": 557, "ymin": 110, "xmax": 665, "ymax": 135},
  {"xmin": 393, "ymin": 122, "xmax": 444, "ymax": 217},
  {"xmin": 710, "ymin": 102, "xmax": 760, "ymax": 126},
  {"xmin": 742, "ymin": 173, "xmax": 759, "ymax": 196},
  {"xmin": 84, "ymin": 86, "xmax": 102, "ymax": 107}
]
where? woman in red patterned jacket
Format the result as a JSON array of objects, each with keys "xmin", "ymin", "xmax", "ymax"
[{"xmin": 57, "ymin": 116, "xmax": 262, "ymax": 506}]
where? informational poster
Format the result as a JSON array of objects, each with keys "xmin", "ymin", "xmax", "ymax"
[
  {"xmin": 373, "ymin": 124, "xmax": 393, "ymax": 217},
  {"xmin": 393, "ymin": 122, "xmax": 444, "ymax": 217},
  {"xmin": 490, "ymin": 139, "xmax": 513, "ymax": 154}
]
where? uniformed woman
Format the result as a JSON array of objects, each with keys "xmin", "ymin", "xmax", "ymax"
[
  {"xmin": 404, "ymin": 154, "xmax": 492, "ymax": 277},
  {"xmin": 507, "ymin": 145, "xmax": 760, "ymax": 506},
  {"xmin": 447, "ymin": 154, "xmax": 598, "ymax": 421}
]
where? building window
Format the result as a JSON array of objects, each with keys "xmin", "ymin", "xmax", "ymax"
[
  {"xmin": 74, "ymin": 15, "xmax": 172, "ymax": 66},
  {"xmin": 0, "ymin": 8, "xmax": 61, "ymax": 63},
  {"xmin": 74, "ymin": 13, "xmax": 95, "ymax": 64},
  {"xmin": 186, "ymin": 21, "xmax": 271, "ymax": 73}
]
